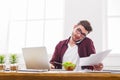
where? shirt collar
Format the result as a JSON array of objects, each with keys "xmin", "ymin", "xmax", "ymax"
[
  {"xmin": 65, "ymin": 36, "xmax": 86, "ymax": 45},
  {"xmin": 65, "ymin": 37, "xmax": 71, "ymax": 45}
]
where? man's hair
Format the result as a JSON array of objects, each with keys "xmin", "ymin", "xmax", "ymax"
[{"xmin": 77, "ymin": 20, "xmax": 93, "ymax": 33}]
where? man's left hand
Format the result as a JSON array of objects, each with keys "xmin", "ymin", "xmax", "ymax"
[{"xmin": 93, "ymin": 63, "xmax": 103, "ymax": 71}]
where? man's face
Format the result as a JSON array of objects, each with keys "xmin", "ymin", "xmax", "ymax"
[{"xmin": 71, "ymin": 25, "xmax": 88, "ymax": 42}]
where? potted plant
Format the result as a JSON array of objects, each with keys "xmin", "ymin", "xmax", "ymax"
[
  {"xmin": 0, "ymin": 54, "xmax": 5, "ymax": 71},
  {"xmin": 9, "ymin": 54, "xmax": 18, "ymax": 71}
]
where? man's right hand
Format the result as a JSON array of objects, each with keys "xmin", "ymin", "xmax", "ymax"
[{"xmin": 50, "ymin": 64, "xmax": 55, "ymax": 69}]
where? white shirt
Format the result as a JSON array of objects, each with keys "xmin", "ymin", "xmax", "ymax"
[{"xmin": 62, "ymin": 44, "xmax": 80, "ymax": 70}]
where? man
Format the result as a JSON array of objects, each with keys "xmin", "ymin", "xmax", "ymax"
[{"xmin": 50, "ymin": 20, "xmax": 103, "ymax": 71}]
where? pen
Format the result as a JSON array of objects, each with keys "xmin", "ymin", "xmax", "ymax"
[{"xmin": 54, "ymin": 61, "xmax": 62, "ymax": 65}]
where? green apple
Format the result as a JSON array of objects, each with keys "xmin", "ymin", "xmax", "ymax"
[{"xmin": 62, "ymin": 62, "xmax": 76, "ymax": 71}]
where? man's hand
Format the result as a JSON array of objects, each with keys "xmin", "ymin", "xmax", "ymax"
[
  {"xmin": 93, "ymin": 63, "xmax": 103, "ymax": 71},
  {"xmin": 50, "ymin": 64, "xmax": 55, "ymax": 69}
]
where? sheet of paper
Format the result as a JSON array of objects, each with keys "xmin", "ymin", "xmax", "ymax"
[{"xmin": 79, "ymin": 49, "xmax": 112, "ymax": 66}]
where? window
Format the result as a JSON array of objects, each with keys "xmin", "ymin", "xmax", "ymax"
[
  {"xmin": 0, "ymin": 0, "xmax": 64, "ymax": 55},
  {"xmin": 107, "ymin": 0, "xmax": 120, "ymax": 53}
]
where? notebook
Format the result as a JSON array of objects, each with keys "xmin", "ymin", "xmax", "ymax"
[{"xmin": 21, "ymin": 47, "xmax": 50, "ymax": 72}]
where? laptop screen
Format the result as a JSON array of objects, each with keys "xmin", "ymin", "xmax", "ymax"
[{"xmin": 22, "ymin": 47, "xmax": 50, "ymax": 70}]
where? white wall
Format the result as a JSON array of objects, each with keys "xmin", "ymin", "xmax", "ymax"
[{"xmin": 64, "ymin": 0, "xmax": 106, "ymax": 52}]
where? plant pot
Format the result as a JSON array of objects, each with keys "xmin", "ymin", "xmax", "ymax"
[
  {"xmin": 10, "ymin": 64, "xmax": 18, "ymax": 72},
  {"xmin": 0, "ymin": 64, "xmax": 5, "ymax": 71}
]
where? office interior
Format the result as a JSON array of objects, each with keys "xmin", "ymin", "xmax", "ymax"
[{"xmin": 0, "ymin": 0, "xmax": 120, "ymax": 70}]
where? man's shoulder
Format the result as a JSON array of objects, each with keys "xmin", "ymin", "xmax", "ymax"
[
  {"xmin": 78, "ymin": 37, "xmax": 93, "ymax": 45},
  {"xmin": 55, "ymin": 38, "xmax": 69, "ymax": 48},
  {"xmin": 84, "ymin": 37, "xmax": 93, "ymax": 41},
  {"xmin": 59, "ymin": 38, "xmax": 69, "ymax": 44},
  {"xmin": 82, "ymin": 37, "xmax": 94, "ymax": 45}
]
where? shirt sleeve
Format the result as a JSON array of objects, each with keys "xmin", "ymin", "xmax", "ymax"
[
  {"xmin": 49, "ymin": 41, "xmax": 62, "ymax": 68},
  {"xmin": 81, "ymin": 38, "xmax": 96, "ymax": 70},
  {"xmin": 87, "ymin": 38, "xmax": 96, "ymax": 54}
]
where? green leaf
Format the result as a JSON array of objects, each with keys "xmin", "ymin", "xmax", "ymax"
[
  {"xmin": 0, "ymin": 54, "xmax": 5, "ymax": 64},
  {"xmin": 9, "ymin": 54, "xmax": 18, "ymax": 64}
]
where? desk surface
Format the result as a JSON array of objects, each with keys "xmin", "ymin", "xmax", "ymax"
[{"xmin": 0, "ymin": 71, "xmax": 120, "ymax": 80}]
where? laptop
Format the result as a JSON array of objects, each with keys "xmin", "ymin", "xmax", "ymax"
[{"xmin": 21, "ymin": 47, "xmax": 50, "ymax": 72}]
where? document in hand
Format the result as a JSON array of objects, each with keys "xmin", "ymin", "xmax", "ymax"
[{"xmin": 79, "ymin": 49, "xmax": 112, "ymax": 66}]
